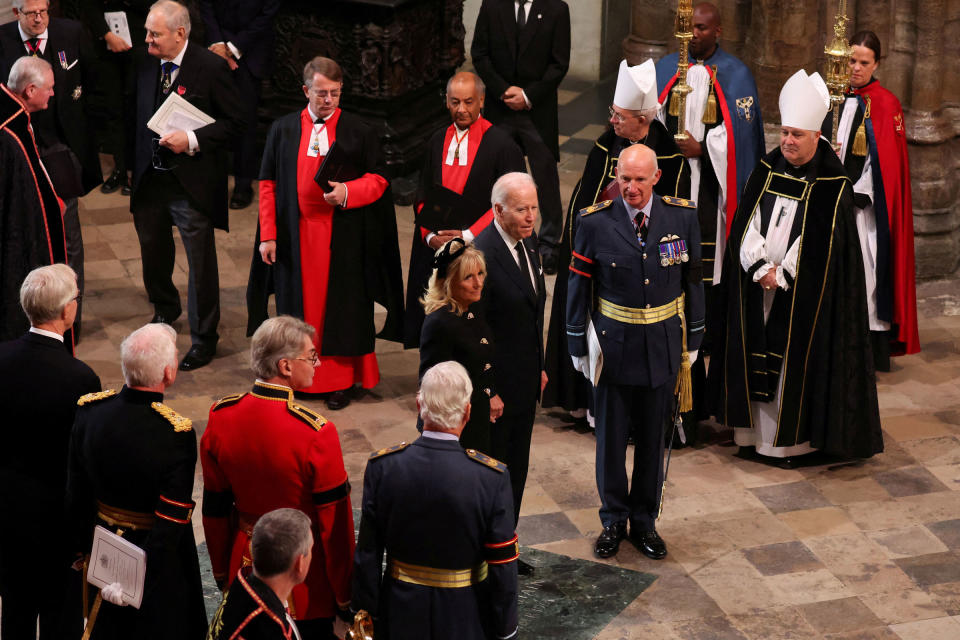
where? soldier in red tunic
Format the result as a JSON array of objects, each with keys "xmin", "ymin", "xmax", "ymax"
[{"xmin": 201, "ymin": 315, "xmax": 354, "ymax": 639}]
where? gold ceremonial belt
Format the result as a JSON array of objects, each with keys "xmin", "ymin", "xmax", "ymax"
[
  {"xmin": 598, "ymin": 296, "xmax": 682, "ymax": 325},
  {"xmin": 388, "ymin": 558, "xmax": 488, "ymax": 588},
  {"xmin": 97, "ymin": 501, "xmax": 155, "ymax": 530}
]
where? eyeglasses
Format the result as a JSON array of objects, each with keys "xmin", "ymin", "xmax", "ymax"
[
  {"xmin": 71, "ymin": 294, "xmax": 82, "ymax": 303},
  {"xmin": 608, "ymin": 106, "xmax": 642, "ymax": 123},
  {"xmin": 293, "ymin": 351, "xmax": 320, "ymax": 367},
  {"xmin": 20, "ymin": 9, "xmax": 48, "ymax": 19}
]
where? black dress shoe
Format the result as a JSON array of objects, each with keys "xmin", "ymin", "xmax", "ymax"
[
  {"xmin": 517, "ymin": 559, "xmax": 535, "ymax": 576},
  {"xmin": 179, "ymin": 344, "xmax": 215, "ymax": 371},
  {"xmin": 630, "ymin": 529, "xmax": 667, "ymax": 560},
  {"xmin": 100, "ymin": 168, "xmax": 123, "ymax": 194},
  {"xmin": 150, "ymin": 310, "xmax": 181, "ymax": 325},
  {"xmin": 540, "ymin": 245, "xmax": 559, "ymax": 275},
  {"xmin": 326, "ymin": 389, "xmax": 351, "ymax": 410},
  {"xmin": 121, "ymin": 183, "xmax": 132, "ymax": 196},
  {"xmin": 229, "ymin": 187, "xmax": 254, "ymax": 209},
  {"xmin": 594, "ymin": 522, "xmax": 627, "ymax": 558}
]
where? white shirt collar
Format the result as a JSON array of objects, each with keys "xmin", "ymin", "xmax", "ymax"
[
  {"xmin": 255, "ymin": 378, "xmax": 291, "ymax": 391},
  {"xmin": 162, "ymin": 41, "xmax": 188, "ymax": 67},
  {"xmin": 422, "ymin": 430, "xmax": 460, "ymax": 441},
  {"xmin": 307, "ymin": 105, "xmax": 320, "ymax": 122},
  {"xmin": 493, "ymin": 218, "xmax": 521, "ymax": 249},
  {"xmin": 624, "ymin": 195, "xmax": 654, "ymax": 222},
  {"xmin": 18, "ymin": 24, "xmax": 48, "ymax": 48},
  {"xmin": 29, "ymin": 327, "xmax": 64, "ymax": 342}
]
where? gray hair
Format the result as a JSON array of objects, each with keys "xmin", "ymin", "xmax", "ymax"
[
  {"xmin": 418, "ymin": 361, "xmax": 473, "ymax": 431},
  {"xmin": 250, "ymin": 316, "xmax": 316, "ymax": 380},
  {"xmin": 7, "ymin": 56, "xmax": 51, "ymax": 93},
  {"xmin": 251, "ymin": 508, "xmax": 313, "ymax": 578},
  {"xmin": 11, "ymin": 0, "xmax": 47, "ymax": 10},
  {"xmin": 19, "ymin": 263, "xmax": 76, "ymax": 326},
  {"xmin": 149, "ymin": 0, "xmax": 191, "ymax": 37},
  {"xmin": 120, "ymin": 323, "xmax": 178, "ymax": 387},
  {"xmin": 491, "ymin": 171, "xmax": 537, "ymax": 209},
  {"xmin": 445, "ymin": 71, "xmax": 485, "ymax": 98}
]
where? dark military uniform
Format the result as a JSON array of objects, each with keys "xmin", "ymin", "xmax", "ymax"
[
  {"xmin": 352, "ymin": 435, "xmax": 519, "ymax": 640},
  {"xmin": 207, "ymin": 567, "xmax": 298, "ymax": 640},
  {"xmin": 66, "ymin": 387, "xmax": 207, "ymax": 640},
  {"xmin": 566, "ymin": 196, "xmax": 704, "ymax": 532}
]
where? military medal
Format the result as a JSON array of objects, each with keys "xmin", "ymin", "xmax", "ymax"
[
  {"xmin": 58, "ymin": 51, "xmax": 68, "ymax": 70},
  {"xmin": 72, "ymin": 85, "xmax": 82, "ymax": 101}
]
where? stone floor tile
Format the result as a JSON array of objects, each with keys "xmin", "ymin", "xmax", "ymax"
[
  {"xmin": 632, "ymin": 571, "xmax": 727, "ymax": 622},
  {"xmin": 844, "ymin": 500, "xmax": 921, "ymax": 532},
  {"xmin": 571, "ymin": 123, "xmax": 607, "ymax": 140},
  {"xmin": 889, "ymin": 616, "xmax": 960, "ymax": 639},
  {"xmin": 658, "ymin": 519, "xmax": 739, "ymax": 573},
  {"xmin": 658, "ymin": 488, "xmax": 768, "ymax": 522},
  {"xmin": 867, "ymin": 525, "xmax": 950, "ymax": 559},
  {"xmin": 689, "ymin": 550, "xmax": 780, "ymax": 615},
  {"xmin": 764, "ymin": 569, "xmax": 852, "ymax": 605},
  {"xmin": 857, "ymin": 589, "xmax": 947, "ymax": 625},
  {"xmin": 924, "ymin": 582, "xmax": 960, "ymax": 616},
  {"xmin": 668, "ymin": 615, "xmax": 751, "ymax": 639},
  {"xmin": 810, "ymin": 476, "xmax": 892, "ymax": 504},
  {"xmin": 896, "ymin": 491, "xmax": 960, "ymax": 523},
  {"xmin": 714, "ymin": 511, "xmax": 799, "ymax": 548},
  {"xmin": 797, "ymin": 597, "xmax": 885, "ymax": 634},
  {"xmin": 594, "ymin": 620, "xmax": 682, "ymax": 640},
  {"xmin": 898, "ymin": 436, "xmax": 960, "ymax": 467},
  {"xmin": 882, "ymin": 415, "xmax": 955, "ymax": 442},
  {"xmin": 777, "ymin": 507, "xmax": 861, "ymax": 539},
  {"xmin": 742, "ymin": 540, "xmax": 824, "ymax": 576},
  {"xmin": 875, "ymin": 467, "xmax": 951, "ymax": 498},
  {"xmin": 517, "ymin": 512, "xmax": 582, "ymax": 546},
  {"xmin": 748, "ymin": 481, "xmax": 832, "ymax": 514},
  {"xmin": 926, "ymin": 519, "xmax": 960, "ymax": 550},
  {"xmin": 518, "ymin": 482, "xmax": 563, "ymax": 517},
  {"xmin": 926, "ymin": 463, "xmax": 960, "ymax": 490},
  {"xmin": 822, "ymin": 628, "xmax": 901, "ymax": 640},
  {"xmin": 894, "ymin": 552, "xmax": 960, "ymax": 587},
  {"xmin": 729, "ymin": 606, "xmax": 824, "ymax": 640}
]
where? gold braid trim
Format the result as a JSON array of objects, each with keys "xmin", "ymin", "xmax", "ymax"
[{"xmin": 150, "ymin": 402, "xmax": 193, "ymax": 432}]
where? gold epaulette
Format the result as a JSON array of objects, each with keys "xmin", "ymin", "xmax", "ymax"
[
  {"xmin": 150, "ymin": 402, "xmax": 193, "ymax": 432},
  {"xmin": 465, "ymin": 448, "xmax": 506, "ymax": 473},
  {"xmin": 369, "ymin": 442, "xmax": 409, "ymax": 460},
  {"xmin": 287, "ymin": 402, "xmax": 327, "ymax": 431},
  {"xmin": 77, "ymin": 389, "xmax": 117, "ymax": 406},
  {"xmin": 580, "ymin": 199, "xmax": 613, "ymax": 217},
  {"xmin": 662, "ymin": 195, "xmax": 696, "ymax": 208},
  {"xmin": 211, "ymin": 393, "xmax": 245, "ymax": 412}
]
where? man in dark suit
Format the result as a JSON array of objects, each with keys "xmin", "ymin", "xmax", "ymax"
[
  {"xmin": 1, "ymin": 0, "xmax": 101, "ymax": 342},
  {"xmin": 566, "ymin": 144, "xmax": 704, "ymax": 560},
  {"xmin": 353, "ymin": 361, "xmax": 519, "ymax": 640},
  {"xmin": 0, "ymin": 264, "xmax": 100, "ymax": 640},
  {"xmin": 471, "ymin": 0, "xmax": 570, "ymax": 273},
  {"xmin": 473, "ymin": 172, "xmax": 546, "ymax": 560},
  {"xmin": 131, "ymin": 0, "xmax": 243, "ymax": 370},
  {"xmin": 198, "ymin": 0, "xmax": 281, "ymax": 209}
]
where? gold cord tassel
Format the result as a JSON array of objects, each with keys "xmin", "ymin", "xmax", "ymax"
[
  {"xmin": 674, "ymin": 295, "xmax": 693, "ymax": 412},
  {"xmin": 851, "ymin": 96, "xmax": 870, "ymax": 157},
  {"xmin": 668, "ymin": 85, "xmax": 682, "ymax": 116},
  {"xmin": 702, "ymin": 66, "xmax": 718, "ymax": 124}
]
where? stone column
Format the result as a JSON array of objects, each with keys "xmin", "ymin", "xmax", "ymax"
[{"xmin": 622, "ymin": 0, "xmax": 673, "ymax": 64}]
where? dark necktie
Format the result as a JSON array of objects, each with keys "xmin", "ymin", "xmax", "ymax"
[
  {"xmin": 515, "ymin": 240, "xmax": 534, "ymax": 293},
  {"xmin": 25, "ymin": 38, "xmax": 40, "ymax": 56},
  {"xmin": 160, "ymin": 61, "xmax": 178, "ymax": 94},
  {"xmin": 314, "ymin": 117, "xmax": 325, "ymax": 125},
  {"xmin": 634, "ymin": 211, "xmax": 647, "ymax": 244},
  {"xmin": 516, "ymin": 0, "xmax": 527, "ymax": 30}
]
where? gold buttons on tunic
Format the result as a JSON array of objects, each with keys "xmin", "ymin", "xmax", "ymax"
[
  {"xmin": 644, "ymin": 278, "xmax": 650, "ymax": 285},
  {"xmin": 645, "ymin": 304, "xmax": 651, "ymax": 309},
  {"xmin": 643, "ymin": 253, "xmax": 647, "ymax": 259},
  {"xmin": 611, "ymin": 262, "xmax": 616, "ymax": 267},
  {"xmin": 481, "ymin": 338, "xmax": 488, "ymax": 344}
]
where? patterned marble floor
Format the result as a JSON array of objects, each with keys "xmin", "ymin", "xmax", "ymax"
[{"xmin": 36, "ymin": 81, "xmax": 960, "ymax": 638}]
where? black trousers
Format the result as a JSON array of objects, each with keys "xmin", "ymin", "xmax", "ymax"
[
  {"xmin": 594, "ymin": 379, "xmax": 670, "ymax": 531},
  {"xmin": 89, "ymin": 47, "xmax": 139, "ymax": 173},
  {"xmin": 494, "ymin": 111, "xmax": 562, "ymax": 247},
  {"xmin": 230, "ymin": 62, "xmax": 263, "ymax": 189},
  {"xmin": 132, "ymin": 171, "xmax": 220, "ymax": 346},
  {"xmin": 0, "ymin": 556, "xmax": 82, "ymax": 640},
  {"xmin": 63, "ymin": 196, "xmax": 84, "ymax": 342},
  {"xmin": 490, "ymin": 401, "xmax": 536, "ymax": 524}
]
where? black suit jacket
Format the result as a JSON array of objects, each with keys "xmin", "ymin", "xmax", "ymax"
[
  {"xmin": 198, "ymin": 0, "xmax": 280, "ymax": 79},
  {"xmin": 0, "ymin": 332, "xmax": 99, "ymax": 586},
  {"xmin": 474, "ymin": 225, "xmax": 546, "ymax": 414},
  {"xmin": 470, "ymin": 0, "xmax": 570, "ymax": 159},
  {"xmin": 131, "ymin": 41, "xmax": 244, "ymax": 230},
  {"xmin": 0, "ymin": 18, "xmax": 101, "ymax": 194}
]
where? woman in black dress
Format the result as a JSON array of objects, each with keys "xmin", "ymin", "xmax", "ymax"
[{"xmin": 419, "ymin": 239, "xmax": 501, "ymax": 453}]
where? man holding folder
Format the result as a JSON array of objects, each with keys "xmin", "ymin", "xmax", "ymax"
[{"xmin": 131, "ymin": 0, "xmax": 243, "ymax": 371}]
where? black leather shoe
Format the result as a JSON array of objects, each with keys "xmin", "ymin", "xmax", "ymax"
[
  {"xmin": 326, "ymin": 389, "xmax": 351, "ymax": 410},
  {"xmin": 540, "ymin": 245, "xmax": 558, "ymax": 275},
  {"xmin": 150, "ymin": 310, "xmax": 181, "ymax": 325},
  {"xmin": 594, "ymin": 522, "xmax": 627, "ymax": 558},
  {"xmin": 179, "ymin": 344, "xmax": 215, "ymax": 371},
  {"xmin": 121, "ymin": 183, "xmax": 132, "ymax": 196},
  {"xmin": 101, "ymin": 168, "xmax": 123, "ymax": 194},
  {"xmin": 630, "ymin": 529, "xmax": 667, "ymax": 560},
  {"xmin": 230, "ymin": 187, "xmax": 253, "ymax": 209},
  {"xmin": 517, "ymin": 559, "xmax": 535, "ymax": 576}
]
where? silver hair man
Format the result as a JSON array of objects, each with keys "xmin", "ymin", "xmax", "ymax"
[
  {"xmin": 7, "ymin": 55, "xmax": 51, "ymax": 93},
  {"xmin": 19, "ymin": 264, "xmax": 77, "ymax": 326},
  {"xmin": 445, "ymin": 71, "xmax": 485, "ymax": 97},
  {"xmin": 250, "ymin": 508, "xmax": 313, "ymax": 577},
  {"xmin": 120, "ymin": 323, "xmax": 178, "ymax": 387},
  {"xmin": 149, "ymin": 0, "xmax": 191, "ymax": 36},
  {"xmin": 490, "ymin": 171, "xmax": 537, "ymax": 209},
  {"xmin": 249, "ymin": 315, "xmax": 316, "ymax": 380},
  {"xmin": 418, "ymin": 361, "xmax": 473, "ymax": 431}
]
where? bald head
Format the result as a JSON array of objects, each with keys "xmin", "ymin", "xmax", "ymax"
[
  {"xmin": 616, "ymin": 144, "xmax": 661, "ymax": 209},
  {"xmin": 691, "ymin": 3, "xmax": 722, "ymax": 60},
  {"xmin": 446, "ymin": 71, "xmax": 485, "ymax": 129}
]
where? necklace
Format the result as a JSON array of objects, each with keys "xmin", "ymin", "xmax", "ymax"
[{"xmin": 452, "ymin": 127, "xmax": 469, "ymax": 163}]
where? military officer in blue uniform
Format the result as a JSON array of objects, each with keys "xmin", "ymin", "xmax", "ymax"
[
  {"xmin": 566, "ymin": 143, "xmax": 704, "ymax": 560},
  {"xmin": 352, "ymin": 361, "xmax": 519, "ymax": 640}
]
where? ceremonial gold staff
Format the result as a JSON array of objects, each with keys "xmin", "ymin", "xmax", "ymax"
[
  {"xmin": 669, "ymin": 0, "xmax": 694, "ymax": 142},
  {"xmin": 823, "ymin": 0, "xmax": 854, "ymax": 148},
  {"xmin": 346, "ymin": 610, "xmax": 374, "ymax": 640}
]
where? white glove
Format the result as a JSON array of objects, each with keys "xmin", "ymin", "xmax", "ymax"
[
  {"xmin": 688, "ymin": 350, "xmax": 699, "ymax": 365},
  {"xmin": 101, "ymin": 582, "xmax": 127, "ymax": 606},
  {"xmin": 570, "ymin": 355, "xmax": 590, "ymax": 378}
]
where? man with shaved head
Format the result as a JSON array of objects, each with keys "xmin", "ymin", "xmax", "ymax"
[
  {"xmin": 404, "ymin": 70, "xmax": 524, "ymax": 347},
  {"xmin": 655, "ymin": 2, "xmax": 765, "ymax": 445},
  {"xmin": 566, "ymin": 143, "xmax": 704, "ymax": 560}
]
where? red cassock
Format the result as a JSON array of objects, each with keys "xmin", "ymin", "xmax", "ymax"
[
  {"xmin": 259, "ymin": 108, "xmax": 388, "ymax": 393},
  {"xmin": 851, "ymin": 81, "xmax": 920, "ymax": 355},
  {"xmin": 200, "ymin": 381, "xmax": 355, "ymax": 620}
]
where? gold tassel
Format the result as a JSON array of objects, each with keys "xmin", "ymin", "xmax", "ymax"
[
  {"xmin": 668, "ymin": 85, "xmax": 681, "ymax": 116},
  {"xmin": 674, "ymin": 352, "xmax": 694, "ymax": 412},
  {"xmin": 851, "ymin": 95, "xmax": 870, "ymax": 157},
  {"xmin": 702, "ymin": 66, "xmax": 718, "ymax": 124}
]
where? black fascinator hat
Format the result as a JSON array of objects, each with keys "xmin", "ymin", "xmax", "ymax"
[{"xmin": 432, "ymin": 237, "xmax": 467, "ymax": 278}]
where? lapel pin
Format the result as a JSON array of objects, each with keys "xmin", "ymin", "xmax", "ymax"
[
  {"xmin": 177, "ymin": 85, "xmax": 186, "ymax": 96},
  {"xmin": 72, "ymin": 85, "xmax": 82, "ymax": 100}
]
